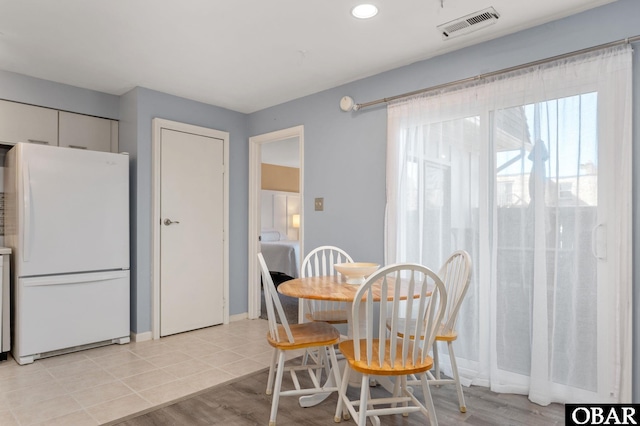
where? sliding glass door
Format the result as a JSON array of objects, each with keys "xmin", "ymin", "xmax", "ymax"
[
  {"xmin": 491, "ymin": 95, "xmax": 612, "ymax": 402},
  {"xmin": 386, "ymin": 46, "xmax": 632, "ymax": 404}
]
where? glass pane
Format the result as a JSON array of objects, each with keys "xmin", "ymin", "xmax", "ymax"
[
  {"xmin": 494, "ymin": 94, "xmax": 598, "ymax": 391},
  {"xmin": 399, "ymin": 116, "xmax": 481, "ymax": 362}
]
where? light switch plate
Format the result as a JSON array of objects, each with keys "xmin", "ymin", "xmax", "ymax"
[{"xmin": 315, "ymin": 197, "xmax": 324, "ymax": 211}]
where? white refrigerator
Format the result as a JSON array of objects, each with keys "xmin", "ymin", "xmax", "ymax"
[{"xmin": 4, "ymin": 143, "xmax": 130, "ymax": 365}]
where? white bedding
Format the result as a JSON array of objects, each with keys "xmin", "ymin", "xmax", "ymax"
[{"xmin": 260, "ymin": 240, "xmax": 300, "ymax": 278}]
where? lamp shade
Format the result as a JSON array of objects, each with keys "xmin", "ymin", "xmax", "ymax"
[{"xmin": 292, "ymin": 214, "xmax": 300, "ymax": 229}]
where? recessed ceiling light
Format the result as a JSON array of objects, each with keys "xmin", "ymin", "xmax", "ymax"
[{"xmin": 352, "ymin": 4, "xmax": 378, "ymax": 19}]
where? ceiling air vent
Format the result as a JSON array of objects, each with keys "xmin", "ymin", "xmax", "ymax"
[{"xmin": 438, "ymin": 7, "xmax": 500, "ymax": 40}]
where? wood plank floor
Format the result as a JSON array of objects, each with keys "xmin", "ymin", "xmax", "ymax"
[{"xmin": 110, "ymin": 364, "xmax": 565, "ymax": 426}]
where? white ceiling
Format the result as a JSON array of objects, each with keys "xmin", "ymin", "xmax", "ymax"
[{"xmin": 0, "ymin": 0, "xmax": 616, "ymax": 114}]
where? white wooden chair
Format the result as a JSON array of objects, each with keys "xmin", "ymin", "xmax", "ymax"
[
  {"xmin": 299, "ymin": 246, "xmax": 353, "ymax": 375},
  {"xmin": 258, "ymin": 253, "xmax": 342, "ymax": 426},
  {"xmin": 390, "ymin": 250, "xmax": 472, "ymax": 413},
  {"xmin": 334, "ymin": 263, "xmax": 447, "ymax": 426},
  {"xmin": 427, "ymin": 250, "xmax": 472, "ymax": 412},
  {"xmin": 300, "ymin": 245, "xmax": 354, "ymax": 325}
]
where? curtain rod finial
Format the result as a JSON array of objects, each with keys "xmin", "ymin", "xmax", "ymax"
[{"xmin": 340, "ymin": 96, "xmax": 355, "ymax": 112}]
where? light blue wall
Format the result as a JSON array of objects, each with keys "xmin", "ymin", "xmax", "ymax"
[
  {"xmin": 118, "ymin": 89, "xmax": 139, "ymax": 331},
  {"xmin": 249, "ymin": 88, "xmax": 387, "ymax": 264},
  {"xmin": 248, "ymin": 0, "xmax": 640, "ymax": 401},
  {"xmin": 0, "ymin": 0, "xmax": 637, "ymax": 400},
  {"xmin": 120, "ymin": 87, "xmax": 249, "ymax": 333},
  {"xmin": 250, "ymin": 0, "xmax": 640, "ymax": 263}
]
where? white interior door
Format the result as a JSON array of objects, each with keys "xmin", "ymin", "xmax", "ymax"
[{"xmin": 160, "ymin": 128, "xmax": 224, "ymax": 336}]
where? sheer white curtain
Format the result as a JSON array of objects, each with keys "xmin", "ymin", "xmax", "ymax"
[{"xmin": 386, "ymin": 45, "xmax": 632, "ymax": 404}]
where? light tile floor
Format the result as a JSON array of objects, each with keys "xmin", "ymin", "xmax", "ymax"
[{"xmin": 0, "ymin": 318, "xmax": 297, "ymax": 425}]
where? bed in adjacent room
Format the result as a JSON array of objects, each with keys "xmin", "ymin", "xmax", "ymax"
[
  {"xmin": 260, "ymin": 229, "xmax": 300, "ymax": 279},
  {"xmin": 259, "ymin": 228, "xmax": 300, "ymax": 323}
]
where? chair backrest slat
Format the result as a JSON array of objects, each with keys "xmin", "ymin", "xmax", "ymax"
[
  {"xmin": 378, "ymin": 275, "xmax": 389, "ymax": 367},
  {"xmin": 412, "ymin": 275, "xmax": 430, "ymax": 364},
  {"xmin": 258, "ymin": 253, "xmax": 295, "ymax": 343}
]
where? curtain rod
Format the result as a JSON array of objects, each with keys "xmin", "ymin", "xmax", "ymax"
[{"xmin": 350, "ymin": 35, "xmax": 640, "ymax": 111}]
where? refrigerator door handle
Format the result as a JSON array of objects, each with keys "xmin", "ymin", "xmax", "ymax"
[{"xmin": 21, "ymin": 270, "xmax": 130, "ymax": 287}]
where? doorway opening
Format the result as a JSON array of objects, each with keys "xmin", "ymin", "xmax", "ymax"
[{"xmin": 248, "ymin": 126, "xmax": 303, "ymax": 320}]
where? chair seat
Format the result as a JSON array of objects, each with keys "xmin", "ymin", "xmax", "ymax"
[
  {"xmin": 306, "ymin": 310, "xmax": 348, "ymax": 324},
  {"xmin": 267, "ymin": 322, "xmax": 340, "ymax": 351},
  {"xmin": 390, "ymin": 318, "xmax": 458, "ymax": 341},
  {"xmin": 436, "ymin": 329, "xmax": 458, "ymax": 342},
  {"xmin": 339, "ymin": 339, "xmax": 434, "ymax": 376}
]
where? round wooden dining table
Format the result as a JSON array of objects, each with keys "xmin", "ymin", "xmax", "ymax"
[
  {"xmin": 278, "ymin": 274, "xmax": 427, "ymax": 336},
  {"xmin": 278, "ymin": 274, "xmax": 421, "ymax": 305}
]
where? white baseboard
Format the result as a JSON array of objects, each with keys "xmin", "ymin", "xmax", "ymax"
[
  {"xmin": 131, "ymin": 330, "xmax": 152, "ymax": 342},
  {"xmin": 132, "ymin": 315, "xmax": 253, "ymax": 341},
  {"xmin": 229, "ymin": 312, "xmax": 248, "ymax": 322}
]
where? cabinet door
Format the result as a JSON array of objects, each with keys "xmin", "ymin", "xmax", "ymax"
[
  {"xmin": 0, "ymin": 100, "xmax": 58, "ymax": 146},
  {"xmin": 59, "ymin": 111, "xmax": 116, "ymax": 152}
]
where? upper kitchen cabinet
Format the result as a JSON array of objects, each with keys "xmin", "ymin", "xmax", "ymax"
[
  {"xmin": 0, "ymin": 100, "xmax": 59, "ymax": 146},
  {"xmin": 59, "ymin": 111, "xmax": 118, "ymax": 153}
]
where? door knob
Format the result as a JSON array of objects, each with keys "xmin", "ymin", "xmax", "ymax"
[{"xmin": 164, "ymin": 218, "xmax": 180, "ymax": 226}]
